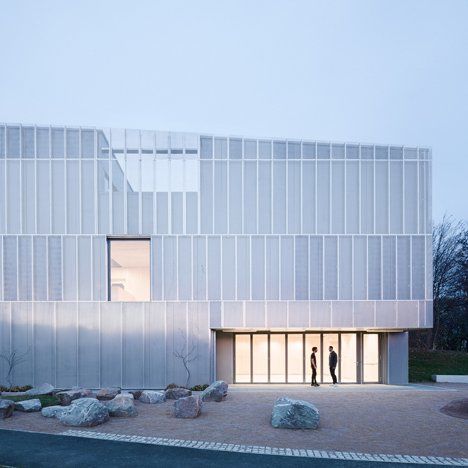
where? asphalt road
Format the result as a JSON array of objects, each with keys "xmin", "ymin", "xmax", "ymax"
[{"xmin": 0, "ymin": 429, "xmax": 448, "ymax": 467}]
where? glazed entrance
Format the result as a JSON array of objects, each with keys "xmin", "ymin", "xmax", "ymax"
[{"xmin": 234, "ymin": 332, "xmax": 380, "ymax": 384}]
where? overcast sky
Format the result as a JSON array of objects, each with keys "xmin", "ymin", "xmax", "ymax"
[{"xmin": 0, "ymin": 0, "xmax": 467, "ymax": 222}]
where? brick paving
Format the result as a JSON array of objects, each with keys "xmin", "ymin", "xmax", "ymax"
[{"xmin": 1, "ymin": 384, "xmax": 467, "ymax": 459}]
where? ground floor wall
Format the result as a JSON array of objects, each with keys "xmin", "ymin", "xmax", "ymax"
[{"xmin": 1, "ymin": 301, "xmax": 412, "ymax": 388}]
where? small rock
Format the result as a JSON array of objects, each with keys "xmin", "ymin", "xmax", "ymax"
[
  {"xmin": 41, "ymin": 405, "xmax": 66, "ymax": 418},
  {"xmin": 271, "ymin": 397, "xmax": 320, "ymax": 429},
  {"xmin": 173, "ymin": 396, "xmax": 202, "ymax": 419},
  {"xmin": 165, "ymin": 387, "xmax": 192, "ymax": 400},
  {"xmin": 14, "ymin": 399, "xmax": 42, "ymax": 412},
  {"xmin": 96, "ymin": 387, "xmax": 120, "ymax": 401},
  {"xmin": 139, "ymin": 390, "xmax": 166, "ymax": 404},
  {"xmin": 25, "ymin": 383, "xmax": 55, "ymax": 396},
  {"xmin": 105, "ymin": 395, "xmax": 138, "ymax": 417},
  {"xmin": 57, "ymin": 398, "xmax": 109, "ymax": 427},
  {"xmin": 0, "ymin": 399, "xmax": 15, "ymax": 419},
  {"xmin": 120, "ymin": 392, "xmax": 134, "ymax": 399},
  {"xmin": 201, "ymin": 381, "xmax": 228, "ymax": 402}
]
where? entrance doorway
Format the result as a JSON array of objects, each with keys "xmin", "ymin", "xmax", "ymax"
[{"xmin": 233, "ymin": 332, "xmax": 381, "ymax": 384}]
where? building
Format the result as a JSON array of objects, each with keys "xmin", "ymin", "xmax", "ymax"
[{"xmin": 0, "ymin": 123, "xmax": 432, "ymax": 388}]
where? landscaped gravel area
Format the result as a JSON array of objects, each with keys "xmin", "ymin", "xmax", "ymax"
[{"xmin": 2, "ymin": 384, "xmax": 467, "ymax": 458}]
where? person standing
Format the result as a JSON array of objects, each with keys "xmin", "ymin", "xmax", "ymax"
[
  {"xmin": 310, "ymin": 347, "xmax": 319, "ymax": 387},
  {"xmin": 328, "ymin": 346, "xmax": 338, "ymax": 385}
]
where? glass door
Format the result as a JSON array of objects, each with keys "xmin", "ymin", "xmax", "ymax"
[
  {"xmin": 340, "ymin": 333, "xmax": 357, "ymax": 382},
  {"xmin": 363, "ymin": 333, "xmax": 380, "ymax": 382},
  {"xmin": 287, "ymin": 334, "xmax": 304, "ymax": 382},
  {"xmin": 234, "ymin": 335, "xmax": 251, "ymax": 383},
  {"xmin": 252, "ymin": 334, "xmax": 268, "ymax": 383},
  {"xmin": 322, "ymin": 333, "xmax": 339, "ymax": 383}
]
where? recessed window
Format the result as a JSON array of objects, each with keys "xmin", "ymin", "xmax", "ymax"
[{"xmin": 109, "ymin": 239, "xmax": 150, "ymax": 301}]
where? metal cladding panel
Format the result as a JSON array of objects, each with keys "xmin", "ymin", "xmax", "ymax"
[
  {"xmin": 144, "ymin": 302, "xmax": 166, "ymax": 388},
  {"xmin": 309, "ymin": 301, "xmax": 331, "ymax": 328},
  {"xmin": 331, "ymin": 301, "xmax": 353, "ymax": 328},
  {"xmin": 188, "ymin": 302, "xmax": 210, "ymax": 385},
  {"xmin": 209, "ymin": 301, "xmax": 222, "ymax": 328},
  {"xmin": 266, "ymin": 301, "xmax": 287, "ymax": 328},
  {"xmin": 223, "ymin": 301, "xmax": 243, "ymax": 328},
  {"xmin": 244, "ymin": 301, "xmax": 265, "ymax": 328},
  {"xmin": 375, "ymin": 301, "xmax": 397, "ymax": 328},
  {"xmin": 122, "ymin": 302, "xmax": 145, "ymax": 388},
  {"xmin": 353, "ymin": 301, "xmax": 375, "ymax": 328},
  {"xmin": 10, "ymin": 303, "xmax": 32, "ymax": 385},
  {"xmin": 55, "ymin": 302, "xmax": 78, "ymax": 388},
  {"xmin": 166, "ymin": 302, "xmax": 188, "ymax": 386},
  {"xmin": 33, "ymin": 302, "xmax": 55, "ymax": 386},
  {"xmin": 100, "ymin": 302, "xmax": 123, "ymax": 387},
  {"xmin": 77, "ymin": 302, "xmax": 100, "ymax": 388},
  {"xmin": 397, "ymin": 301, "xmax": 419, "ymax": 328},
  {"xmin": 288, "ymin": 301, "xmax": 309, "ymax": 328}
]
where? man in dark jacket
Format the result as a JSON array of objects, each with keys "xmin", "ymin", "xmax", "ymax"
[
  {"xmin": 328, "ymin": 346, "xmax": 338, "ymax": 385},
  {"xmin": 310, "ymin": 347, "xmax": 319, "ymax": 387}
]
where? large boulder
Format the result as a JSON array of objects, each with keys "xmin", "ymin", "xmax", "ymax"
[
  {"xmin": 0, "ymin": 399, "xmax": 15, "ymax": 419},
  {"xmin": 139, "ymin": 390, "xmax": 166, "ymax": 404},
  {"xmin": 56, "ymin": 389, "xmax": 93, "ymax": 406},
  {"xmin": 57, "ymin": 398, "xmax": 109, "ymax": 427},
  {"xmin": 15, "ymin": 399, "xmax": 42, "ymax": 412},
  {"xmin": 41, "ymin": 405, "xmax": 66, "ymax": 418},
  {"xmin": 271, "ymin": 397, "xmax": 320, "ymax": 429},
  {"xmin": 173, "ymin": 396, "xmax": 202, "ymax": 419},
  {"xmin": 25, "ymin": 383, "xmax": 55, "ymax": 396},
  {"xmin": 201, "ymin": 381, "xmax": 228, "ymax": 402},
  {"xmin": 128, "ymin": 390, "xmax": 143, "ymax": 400},
  {"xmin": 96, "ymin": 388, "xmax": 120, "ymax": 401},
  {"xmin": 105, "ymin": 395, "xmax": 138, "ymax": 417},
  {"xmin": 165, "ymin": 387, "xmax": 192, "ymax": 400}
]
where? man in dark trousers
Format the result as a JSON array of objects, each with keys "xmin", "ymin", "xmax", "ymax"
[
  {"xmin": 328, "ymin": 346, "xmax": 338, "ymax": 385},
  {"xmin": 310, "ymin": 347, "xmax": 319, "ymax": 387}
]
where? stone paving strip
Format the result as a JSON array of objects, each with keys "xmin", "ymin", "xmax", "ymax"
[{"xmin": 61, "ymin": 430, "xmax": 468, "ymax": 466}]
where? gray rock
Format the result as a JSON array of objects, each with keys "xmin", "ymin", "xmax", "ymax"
[
  {"xmin": 96, "ymin": 387, "xmax": 120, "ymax": 401},
  {"xmin": 41, "ymin": 405, "xmax": 66, "ymax": 418},
  {"xmin": 57, "ymin": 398, "xmax": 109, "ymax": 427},
  {"xmin": 105, "ymin": 395, "xmax": 138, "ymax": 417},
  {"xmin": 165, "ymin": 387, "xmax": 192, "ymax": 400},
  {"xmin": 14, "ymin": 399, "xmax": 42, "ymax": 412},
  {"xmin": 56, "ymin": 389, "xmax": 93, "ymax": 406},
  {"xmin": 201, "ymin": 381, "xmax": 228, "ymax": 402},
  {"xmin": 0, "ymin": 399, "xmax": 15, "ymax": 419},
  {"xmin": 173, "ymin": 396, "xmax": 202, "ymax": 419},
  {"xmin": 271, "ymin": 397, "xmax": 320, "ymax": 429},
  {"xmin": 25, "ymin": 383, "xmax": 55, "ymax": 396},
  {"xmin": 120, "ymin": 392, "xmax": 134, "ymax": 399},
  {"xmin": 139, "ymin": 390, "xmax": 166, "ymax": 404}
]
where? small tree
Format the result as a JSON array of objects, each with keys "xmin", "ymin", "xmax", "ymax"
[
  {"xmin": 0, "ymin": 348, "xmax": 30, "ymax": 389},
  {"xmin": 173, "ymin": 331, "xmax": 199, "ymax": 388}
]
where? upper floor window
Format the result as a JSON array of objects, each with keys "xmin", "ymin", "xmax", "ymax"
[{"xmin": 109, "ymin": 239, "xmax": 150, "ymax": 301}]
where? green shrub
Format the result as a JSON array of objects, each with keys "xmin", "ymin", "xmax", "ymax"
[
  {"xmin": 0, "ymin": 385, "xmax": 32, "ymax": 392},
  {"xmin": 190, "ymin": 384, "xmax": 209, "ymax": 391}
]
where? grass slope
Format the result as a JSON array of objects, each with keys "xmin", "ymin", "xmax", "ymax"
[{"xmin": 409, "ymin": 349, "xmax": 468, "ymax": 382}]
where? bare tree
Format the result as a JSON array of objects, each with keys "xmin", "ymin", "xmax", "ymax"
[
  {"xmin": 0, "ymin": 348, "xmax": 30, "ymax": 389},
  {"xmin": 431, "ymin": 215, "xmax": 465, "ymax": 350},
  {"xmin": 173, "ymin": 330, "xmax": 199, "ymax": 388}
]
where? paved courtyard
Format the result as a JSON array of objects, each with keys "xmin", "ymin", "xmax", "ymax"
[{"xmin": 1, "ymin": 384, "xmax": 467, "ymax": 459}]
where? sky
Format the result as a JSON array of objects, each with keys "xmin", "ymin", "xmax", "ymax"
[{"xmin": 0, "ymin": 0, "xmax": 467, "ymax": 223}]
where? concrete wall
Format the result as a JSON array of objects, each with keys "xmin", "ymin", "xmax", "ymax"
[{"xmin": 0, "ymin": 302, "xmax": 213, "ymax": 389}]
